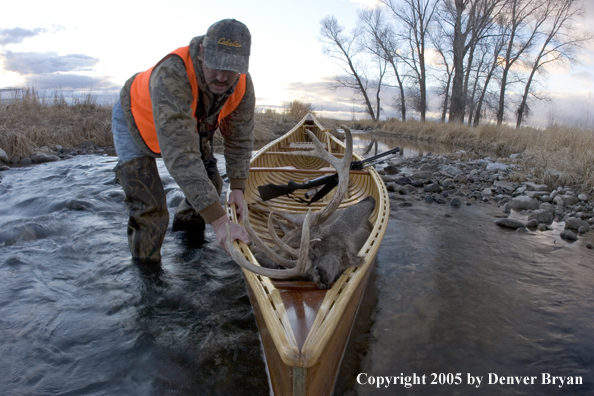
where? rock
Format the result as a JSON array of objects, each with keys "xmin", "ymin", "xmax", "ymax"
[
  {"xmin": 441, "ymin": 165, "xmax": 463, "ymax": 176},
  {"xmin": 21, "ymin": 157, "xmax": 32, "ymax": 166},
  {"xmin": 486, "ymin": 162, "xmax": 508, "ymax": 172},
  {"xmin": 385, "ymin": 182, "xmax": 398, "ymax": 192},
  {"xmin": 412, "ymin": 170, "xmax": 432, "ymax": 179},
  {"xmin": 495, "ymin": 218, "xmax": 525, "ymax": 229},
  {"xmin": 424, "ymin": 183, "xmax": 441, "ymax": 193},
  {"xmin": 395, "ymin": 176, "xmax": 412, "ymax": 185},
  {"xmin": 481, "ymin": 188, "xmax": 493, "ymax": 198},
  {"xmin": 565, "ymin": 217, "xmax": 590, "ymax": 232},
  {"xmin": 0, "ymin": 148, "xmax": 8, "ymax": 165},
  {"xmin": 442, "ymin": 178, "xmax": 454, "ymax": 188},
  {"xmin": 424, "ymin": 195, "xmax": 432, "ymax": 203},
  {"xmin": 587, "ymin": 243, "xmax": 594, "ymax": 249},
  {"xmin": 528, "ymin": 209, "xmax": 554, "ymax": 225},
  {"xmin": 419, "ymin": 163, "xmax": 438, "ymax": 172},
  {"xmin": 560, "ymin": 229, "xmax": 578, "ymax": 241},
  {"xmin": 578, "ymin": 226, "xmax": 588, "ymax": 235},
  {"xmin": 493, "ymin": 180, "xmax": 515, "ymax": 192},
  {"xmin": 383, "ymin": 165, "xmax": 399, "ymax": 175},
  {"xmin": 381, "ymin": 174, "xmax": 395, "ymax": 183},
  {"xmin": 578, "ymin": 193, "xmax": 589, "ymax": 202},
  {"xmin": 553, "ymin": 195, "xmax": 565, "ymax": 206},
  {"xmin": 524, "ymin": 182, "xmax": 549, "ymax": 192},
  {"xmin": 563, "ymin": 195, "xmax": 579, "ymax": 206},
  {"xmin": 30, "ymin": 152, "xmax": 61, "ymax": 164},
  {"xmin": 450, "ymin": 197, "xmax": 462, "ymax": 208},
  {"xmin": 525, "ymin": 219, "xmax": 539, "ymax": 227},
  {"xmin": 510, "ymin": 195, "xmax": 541, "ymax": 211}
]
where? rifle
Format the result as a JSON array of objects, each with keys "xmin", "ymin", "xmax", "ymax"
[{"xmin": 257, "ymin": 146, "xmax": 400, "ymax": 204}]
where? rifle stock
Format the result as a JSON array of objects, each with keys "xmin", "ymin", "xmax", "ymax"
[{"xmin": 258, "ymin": 174, "xmax": 337, "ymax": 202}]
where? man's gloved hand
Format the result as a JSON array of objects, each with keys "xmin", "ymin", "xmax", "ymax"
[
  {"xmin": 211, "ymin": 215, "xmax": 249, "ymax": 254},
  {"xmin": 227, "ymin": 189, "xmax": 244, "ymax": 222}
]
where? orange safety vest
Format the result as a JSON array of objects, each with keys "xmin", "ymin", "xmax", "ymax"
[{"xmin": 129, "ymin": 46, "xmax": 246, "ymax": 154}]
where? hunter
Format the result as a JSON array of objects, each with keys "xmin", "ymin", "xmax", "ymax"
[{"xmin": 112, "ymin": 19, "xmax": 252, "ymax": 264}]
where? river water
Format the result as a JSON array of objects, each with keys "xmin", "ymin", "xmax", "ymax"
[{"xmin": 0, "ymin": 135, "xmax": 592, "ymax": 395}]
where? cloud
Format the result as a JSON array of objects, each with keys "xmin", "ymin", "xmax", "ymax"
[
  {"xmin": 0, "ymin": 27, "xmax": 46, "ymax": 46},
  {"xmin": 571, "ymin": 70, "xmax": 594, "ymax": 83},
  {"xmin": 1, "ymin": 50, "xmax": 99, "ymax": 75},
  {"xmin": 21, "ymin": 73, "xmax": 119, "ymax": 91}
]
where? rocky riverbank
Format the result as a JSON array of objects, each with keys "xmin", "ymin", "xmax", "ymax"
[
  {"xmin": 377, "ymin": 150, "xmax": 594, "ymax": 249},
  {"xmin": 1, "ymin": 143, "xmax": 593, "ymax": 250}
]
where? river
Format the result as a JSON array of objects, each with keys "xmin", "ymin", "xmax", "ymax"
[{"xmin": 0, "ymin": 135, "xmax": 592, "ymax": 395}]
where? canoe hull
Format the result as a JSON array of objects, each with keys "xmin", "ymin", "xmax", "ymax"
[
  {"xmin": 226, "ymin": 113, "xmax": 390, "ymax": 395},
  {"xmin": 245, "ymin": 256, "xmax": 376, "ymax": 395}
]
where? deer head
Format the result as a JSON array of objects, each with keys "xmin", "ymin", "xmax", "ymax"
[{"xmin": 225, "ymin": 125, "xmax": 375, "ymax": 289}]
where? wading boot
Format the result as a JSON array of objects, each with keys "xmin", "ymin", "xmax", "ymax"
[
  {"xmin": 172, "ymin": 198, "xmax": 206, "ymax": 236},
  {"xmin": 115, "ymin": 156, "xmax": 169, "ymax": 264}
]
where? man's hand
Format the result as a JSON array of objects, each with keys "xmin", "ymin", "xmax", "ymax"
[
  {"xmin": 211, "ymin": 215, "xmax": 249, "ymax": 254},
  {"xmin": 228, "ymin": 189, "xmax": 245, "ymax": 221}
]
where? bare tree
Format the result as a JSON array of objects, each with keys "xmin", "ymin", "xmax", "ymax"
[
  {"xmin": 515, "ymin": 0, "xmax": 591, "ymax": 127},
  {"xmin": 495, "ymin": 0, "xmax": 550, "ymax": 125},
  {"xmin": 380, "ymin": 0, "xmax": 439, "ymax": 122},
  {"xmin": 431, "ymin": 26, "xmax": 455, "ymax": 122},
  {"xmin": 439, "ymin": 0, "xmax": 505, "ymax": 123},
  {"xmin": 319, "ymin": 15, "xmax": 380, "ymax": 121},
  {"xmin": 358, "ymin": 6, "xmax": 409, "ymax": 121},
  {"xmin": 473, "ymin": 19, "xmax": 507, "ymax": 125}
]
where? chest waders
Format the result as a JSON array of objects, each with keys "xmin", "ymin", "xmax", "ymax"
[{"xmin": 115, "ymin": 156, "xmax": 169, "ymax": 264}]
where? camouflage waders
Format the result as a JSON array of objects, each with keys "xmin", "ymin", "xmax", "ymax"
[{"xmin": 115, "ymin": 156, "xmax": 169, "ymax": 263}]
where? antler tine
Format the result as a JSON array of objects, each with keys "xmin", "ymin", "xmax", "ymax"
[
  {"xmin": 309, "ymin": 125, "xmax": 354, "ymax": 226},
  {"xmin": 225, "ymin": 210, "xmax": 313, "ymax": 279},
  {"xmin": 267, "ymin": 212, "xmax": 299, "ymax": 257},
  {"xmin": 242, "ymin": 200, "xmax": 298, "ymax": 268}
]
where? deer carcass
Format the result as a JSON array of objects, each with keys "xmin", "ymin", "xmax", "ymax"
[{"xmin": 225, "ymin": 125, "xmax": 375, "ymax": 289}]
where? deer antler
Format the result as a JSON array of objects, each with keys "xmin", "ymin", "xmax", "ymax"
[
  {"xmin": 288, "ymin": 125, "xmax": 353, "ymax": 226},
  {"xmin": 225, "ymin": 126, "xmax": 353, "ymax": 281},
  {"xmin": 242, "ymin": 201, "xmax": 298, "ymax": 268},
  {"xmin": 225, "ymin": 210, "xmax": 313, "ymax": 279}
]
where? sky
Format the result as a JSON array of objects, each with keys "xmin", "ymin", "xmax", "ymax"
[{"xmin": 1, "ymin": 0, "xmax": 593, "ymax": 127}]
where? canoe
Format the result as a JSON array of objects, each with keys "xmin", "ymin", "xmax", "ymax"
[{"xmin": 225, "ymin": 113, "xmax": 390, "ymax": 395}]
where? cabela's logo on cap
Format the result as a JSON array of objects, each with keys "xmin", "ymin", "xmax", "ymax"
[{"xmin": 218, "ymin": 37, "xmax": 242, "ymax": 48}]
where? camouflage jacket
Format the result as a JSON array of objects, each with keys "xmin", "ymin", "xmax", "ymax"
[{"xmin": 120, "ymin": 35, "xmax": 255, "ymax": 224}]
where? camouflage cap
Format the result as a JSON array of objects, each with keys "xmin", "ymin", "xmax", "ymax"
[{"xmin": 203, "ymin": 19, "xmax": 251, "ymax": 74}]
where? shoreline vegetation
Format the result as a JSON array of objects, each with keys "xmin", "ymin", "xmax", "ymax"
[{"xmin": 1, "ymin": 89, "xmax": 593, "ymax": 195}]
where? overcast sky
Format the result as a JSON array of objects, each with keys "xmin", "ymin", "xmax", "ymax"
[{"xmin": 1, "ymin": 0, "xmax": 593, "ymax": 127}]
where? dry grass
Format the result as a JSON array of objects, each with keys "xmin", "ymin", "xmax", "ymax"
[
  {"xmin": 353, "ymin": 118, "xmax": 594, "ymax": 193},
  {"xmin": 1, "ymin": 88, "xmax": 112, "ymax": 159},
  {"xmin": 2, "ymin": 89, "xmax": 593, "ymax": 194}
]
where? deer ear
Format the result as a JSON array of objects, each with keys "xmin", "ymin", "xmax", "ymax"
[{"xmin": 349, "ymin": 255, "xmax": 365, "ymax": 268}]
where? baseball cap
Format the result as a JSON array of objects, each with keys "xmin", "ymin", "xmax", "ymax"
[{"xmin": 203, "ymin": 19, "xmax": 251, "ymax": 74}]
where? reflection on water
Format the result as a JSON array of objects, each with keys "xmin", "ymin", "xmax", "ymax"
[
  {"xmin": 1, "ymin": 141, "xmax": 593, "ymax": 395},
  {"xmin": 351, "ymin": 132, "xmax": 446, "ymax": 159}
]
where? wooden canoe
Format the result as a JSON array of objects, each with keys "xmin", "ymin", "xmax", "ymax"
[{"xmin": 225, "ymin": 113, "xmax": 390, "ymax": 395}]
